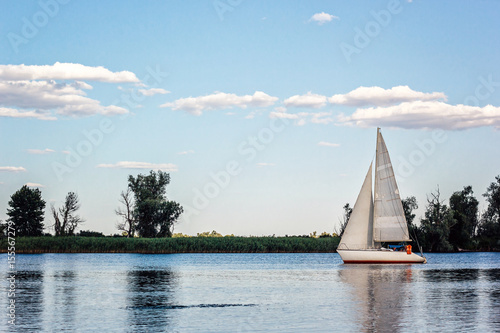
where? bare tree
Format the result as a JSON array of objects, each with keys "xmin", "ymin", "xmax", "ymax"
[
  {"xmin": 420, "ymin": 187, "xmax": 455, "ymax": 252},
  {"xmin": 52, "ymin": 192, "xmax": 84, "ymax": 236},
  {"xmin": 335, "ymin": 203, "xmax": 352, "ymax": 237},
  {"xmin": 115, "ymin": 188, "xmax": 135, "ymax": 237}
]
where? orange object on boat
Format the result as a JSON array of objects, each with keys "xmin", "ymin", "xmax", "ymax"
[{"xmin": 406, "ymin": 245, "xmax": 412, "ymax": 254}]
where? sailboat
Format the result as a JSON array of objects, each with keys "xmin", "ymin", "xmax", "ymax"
[{"xmin": 337, "ymin": 128, "xmax": 426, "ymax": 264}]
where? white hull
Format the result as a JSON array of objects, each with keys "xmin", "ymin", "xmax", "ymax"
[{"xmin": 337, "ymin": 249, "xmax": 426, "ymax": 264}]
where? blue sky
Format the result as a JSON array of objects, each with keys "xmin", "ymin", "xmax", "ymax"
[{"xmin": 1, "ymin": 0, "xmax": 499, "ymax": 236}]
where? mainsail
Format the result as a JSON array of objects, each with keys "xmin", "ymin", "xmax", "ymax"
[
  {"xmin": 338, "ymin": 164, "xmax": 374, "ymax": 250},
  {"xmin": 373, "ymin": 129, "xmax": 411, "ymax": 242}
]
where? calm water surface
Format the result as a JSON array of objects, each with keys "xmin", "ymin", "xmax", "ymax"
[{"xmin": 1, "ymin": 252, "xmax": 499, "ymax": 332}]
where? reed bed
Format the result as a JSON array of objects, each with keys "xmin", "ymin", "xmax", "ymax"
[{"xmin": 0, "ymin": 236, "xmax": 340, "ymax": 254}]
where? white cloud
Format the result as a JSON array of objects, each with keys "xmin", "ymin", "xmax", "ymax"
[
  {"xmin": 57, "ymin": 104, "xmax": 128, "ymax": 117},
  {"xmin": 97, "ymin": 161, "xmax": 178, "ymax": 172},
  {"xmin": 329, "ymin": 85, "xmax": 447, "ymax": 107},
  {"xmin": 161, "ymin": 91, "xmax": 278, "ymax": 115},
  {"xmin": 138, "ymin": 88, "xmax": 170, "ymax": 96},
  {"xmin": 339, "ymin": 100, "xmax": 500, "ymax": 130},
  {"xmin": 269, "ymin": 106, "xmax": 296, "ymax": 119},
  {"xmin": 269, "ymin": 110, "xmax": 299, "ymax": 120},
  {"xmin": 245, "ymin": 110, "xmax": 262, "ymax": 119},
  {"xmin": 0, "ymin": 107, "xmax": 56, "ymax": 120},
  {"xmin": 309, "ymin": 112, "xmax": 334, "ymax": 125},
  {"xmin": 0, "ymin": 62, "xmax": 139, "ymax": 119},
  {"xmin": 25, "ymin": 182, "xmax": 45, "ymax": 188},
  {"xmin": 269, "ymin": 109, "xmax": 333, "ymax": 125},
  {"xmin": 0, "ymin": 80, "xmax": 128, "ymax": 118},
  {"xmin": 270, "ymin": 112, "xmax": 299, "ymax": 119},
  {"xmin": 27, "ymin": 148, "xmax": 55, "ymax": 154},
  {"xmin": 284, "ymin": 92, "xmax": 327, "ymax": 109},
  {"xmin": 0, "ymin": 62, "xmax": 139, "ymax": 83},
  {"xmin": 257, "ymin": 162, "xmax": 275, "ymax": 167},
  {"xmin": 0, "ymin": 166, "xmax": 26, "ymax": 172},
  {"xmin": 318, "ymin": 141, "xmax": 340, "ymax": 147},
  {"xmin": 309, "ymin": 12, "xmax": 339, "ymax": 25},
  {"xmin": 0, "ymin": 80, "xmax": 88, "ymax": 109},
  {"xmin": 178, "ymin": 150, "xmax": 195, "ymax": 155}
]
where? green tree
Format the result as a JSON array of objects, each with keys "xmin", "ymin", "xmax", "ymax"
[
  {"xmin": 128, "ymin": 170, "xmax": 183, "ymax": 238},
  {"xmin": 52, "ymin": 192, "xmax": 84, "ymax": 236},
  {"xmin": 402, "ymin": 196, "xmax": 418, "ymax": 229},
  {"xmin": 449, "ymin": 186, "xmax": 479, "ymax": 250},
  {"xmin": 197, "ymin": 230, "xmax": 223, "ymax": 237},
  {"xmin": 78, "ymin": 230, "xmax": 105, "ymax": 237},
  {"xmin": 6, "ymin": 185, "xmax": 46, "ymax": 236},
  {"xmin": 419, "ymin": 188, "xmax": 455, "ymax": 252},
  {"xmin": 477, "ymin": 175, "xmax": 500, "ymax": 250}
]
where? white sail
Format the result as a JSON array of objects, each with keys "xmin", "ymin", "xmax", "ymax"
[
  {"xmin": 373, "ymin": 129, "xmax": 411, "ymax": 242},
  {"xmin": 338, "ymin": 163, "xmax": 374, "ymax": 250}
]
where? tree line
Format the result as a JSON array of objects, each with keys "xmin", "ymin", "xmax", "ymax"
[
  {"xmin": 338, "ymin": 175, "xmax": 500, "ymax": 252},
  {"xmin": 1, "ymin": 170, "xmax": 499, "ymax": 252},
  {"xmin": 0, "ymin": 170, "xmax": 183, "ymax": 239}
]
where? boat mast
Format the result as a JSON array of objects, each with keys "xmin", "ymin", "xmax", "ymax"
[{"xmin": 373, "ymin": 128, "xmax": 380, "ymax": 248}]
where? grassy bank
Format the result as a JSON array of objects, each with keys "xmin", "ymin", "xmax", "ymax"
[{"xmin": 0, "ymin": 236, "xmax": 340, "ymax": 254}]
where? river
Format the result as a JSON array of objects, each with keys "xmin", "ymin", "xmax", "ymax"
[{"xmin": 1, "ymin": 252, "xmax": 499, "ymax": 332}]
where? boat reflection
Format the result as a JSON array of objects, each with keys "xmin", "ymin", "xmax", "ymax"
[
  {"xmin": 338, "ymin": 265, "xmax": 412, "ymax": 332},
  {"xmin": 127, "ymin": 268, "xmax": 177, "ymax": 331}
]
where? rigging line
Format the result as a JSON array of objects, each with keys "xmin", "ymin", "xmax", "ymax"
[{"xmin": 410, "ymin": 222, "xmax": 424, "ymax": 255}]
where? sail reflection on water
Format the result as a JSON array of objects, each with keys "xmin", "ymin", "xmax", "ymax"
[{"xmin": 338, "ymin": 265, "xmax": 413, "ymax": 332}]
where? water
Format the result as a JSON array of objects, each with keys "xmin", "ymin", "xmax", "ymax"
[{"xmin": 1, "ymin": 252, "xmax": 499, "ymax": 332}]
